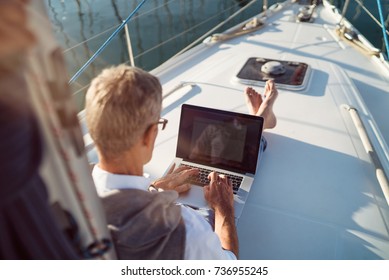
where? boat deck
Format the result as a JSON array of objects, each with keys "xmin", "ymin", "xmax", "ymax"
[{"xmin": 144, "ymin": 2, "xmax": 389, "ymax": 259}]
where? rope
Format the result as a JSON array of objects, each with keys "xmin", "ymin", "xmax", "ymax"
[
  {"xmin": 69, "ymin": 0, "xmax": 148, "ymax": 84},
  {"xmin": 375, "ymin": 0, "xmax": 389, "ymax": 59},
  {"xmin": 173, "ymin": 0, "xmax": 259, "ymax": 58}
]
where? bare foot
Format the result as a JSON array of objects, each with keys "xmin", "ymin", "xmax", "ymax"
[
  {"xmin": 257, "ymin": 80, "xmax": 278, "ymax": 129},
  {"xmin": 245, "ymin": 80, "xmax": 278, "ymax": 129},
  {"xmin": 245, "ymin": 87, "xmax": 263, "ymax": 115}
]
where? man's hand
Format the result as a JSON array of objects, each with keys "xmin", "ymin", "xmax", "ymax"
[
  {"xmin": 151, "ymin": 164, "xmax": 199, "ymax": 193},
  {"xmin": 204, "ymin": 172, "xmax": 234, "ymax": 215}
]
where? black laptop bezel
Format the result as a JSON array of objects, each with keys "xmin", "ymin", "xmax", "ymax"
[{"xmin": 176, "ymin": 104, "xmax": 264, "ymax": 174}]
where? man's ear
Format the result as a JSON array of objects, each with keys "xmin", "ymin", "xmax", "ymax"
[{"xmin": 142, "ymin": 125, "xmax": 156, "ymax": 148}]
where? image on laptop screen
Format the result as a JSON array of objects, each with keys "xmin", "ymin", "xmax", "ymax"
[{"xmin": 176, "ymin": 104, "xmax": 263, "ymax": 174}]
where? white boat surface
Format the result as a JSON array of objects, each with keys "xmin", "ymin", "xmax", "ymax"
[{"xmin": 125, "ymin": 0, "xmax": 389, "ymax": 259}]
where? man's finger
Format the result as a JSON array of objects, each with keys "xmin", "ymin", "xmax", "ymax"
[
  {"xmin": 220, "ymin": 175, "xmax": 230, "ymax": 186},
  {"xmin": 167, "ymin": 169, "xmax": 198, "ymax": 186},
  {"xmin": 167, "ymin": 163, "xmax": 176, "ymax": 174},
  {"xmin": 208, "ymin": 171, "xmax": 218, "ymax": 183},
  {"xmin": 173, "ymin": 165, "xmax": 191, "ymax": 173},
  {"xmin": 180, "ymin": 168, "xmax": 199, "ymax": 178},
  {"xmin": 203, "ymin": 185, "xmax": 210, "ymax": 200}
]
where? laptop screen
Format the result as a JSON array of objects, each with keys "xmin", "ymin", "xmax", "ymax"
[{"xmin": 176, "ymin": 104, "xmax": 264, "ymax": 174}]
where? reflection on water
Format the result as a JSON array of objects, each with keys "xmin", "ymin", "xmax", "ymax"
[{"xmin": 45, "ymin": 0, "xmax": 388, "ymax": 110}]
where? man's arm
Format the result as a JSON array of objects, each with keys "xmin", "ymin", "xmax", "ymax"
[
  {"xmin": 180, "ymin": 205, "xmax": 236, "ymax": 260},
  {"xmin": 204, "ymin": 172, "xmax": 239, "ymax": 258}
]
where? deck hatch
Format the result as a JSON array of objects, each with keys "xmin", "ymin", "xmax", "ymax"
[{"xmin": 234, "ymin": 57, "xmax": 311, "ymax": 90}]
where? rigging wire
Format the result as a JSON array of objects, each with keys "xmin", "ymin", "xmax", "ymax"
[
  {"xmin": 375, "ymin": 0, "xmax": 389, "ymax": 58},
  {"xmin": 71, "ymin": 0, "xmax": 249, "ymax": 95},
  {"xmin": 68, "ymin": 0, "xmax": 148, "ymax": 84},
  {"xmin": 354, "ymin": 0, "xmax": 389, "ymax": 37},
  {"xmin": 63, "ymin": 0, "xmax": 177, "ymax": 54},
  {"xmin": 129, "ymin": 1, "xmax": 247, "ymax": 62}
]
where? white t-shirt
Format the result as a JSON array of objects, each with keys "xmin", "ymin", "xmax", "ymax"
[{"xmin": 92, "ymin": 165, "xmax": 236, "ymax": 260}]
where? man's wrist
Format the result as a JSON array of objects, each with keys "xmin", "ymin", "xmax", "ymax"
[
  {"xmin": 214, "ymin": 205, "xmax": 234, "ymax": 217},
  {"xmin": 148, "ymin": 183, "xmax": 157, "ymax": 192}
]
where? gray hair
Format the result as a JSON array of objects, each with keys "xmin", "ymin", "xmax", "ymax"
[{"xmin": 85, "ymin": 64, "xmax": 162, "ymax": 160}]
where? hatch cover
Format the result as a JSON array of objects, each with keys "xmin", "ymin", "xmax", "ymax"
[{"xmin": 234, "ymin": 57, "xmax": 311, "ymax": 91}]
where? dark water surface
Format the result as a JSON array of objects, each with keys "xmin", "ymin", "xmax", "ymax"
[{"xmin": 45, "ymin": 0, "xmax": 389, "ymax": 110}]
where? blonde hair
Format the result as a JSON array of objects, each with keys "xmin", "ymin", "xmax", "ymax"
[{"xmin": 85, "ymin": 65, "xmax": 162, "ymax": 160}]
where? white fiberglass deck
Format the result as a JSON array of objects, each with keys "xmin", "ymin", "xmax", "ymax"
[{"xmin": 145, "ymin": 2, "xmax": 389, "ymax": 259}]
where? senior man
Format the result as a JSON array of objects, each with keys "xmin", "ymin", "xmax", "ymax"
[{"xmin": 85, "ymin": 65, "xmax": 238, "ymax": 259}]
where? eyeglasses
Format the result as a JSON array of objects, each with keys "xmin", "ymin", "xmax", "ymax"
[{"xmin": 156, "ymin": 118, "xmax": 168, "ymax": 130}]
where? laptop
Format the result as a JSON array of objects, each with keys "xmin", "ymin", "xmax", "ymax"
[{"xmin": 169, "ymin": 104, "xmax": 265, "ymax": 219}]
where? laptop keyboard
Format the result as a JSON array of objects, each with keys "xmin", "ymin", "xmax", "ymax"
[{"xmin": 180, "ymin": 164, "xmax": 243, "ymax": 194}]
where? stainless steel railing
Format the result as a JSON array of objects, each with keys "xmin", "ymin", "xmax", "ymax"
[{"xmin": 343, "ymin": 105, "xmax": 389, "ymax": 206}]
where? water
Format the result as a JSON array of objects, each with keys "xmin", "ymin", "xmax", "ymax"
[{"xmin": 45, "ymin": 0, "xmax": 389, "ymax": 110}]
